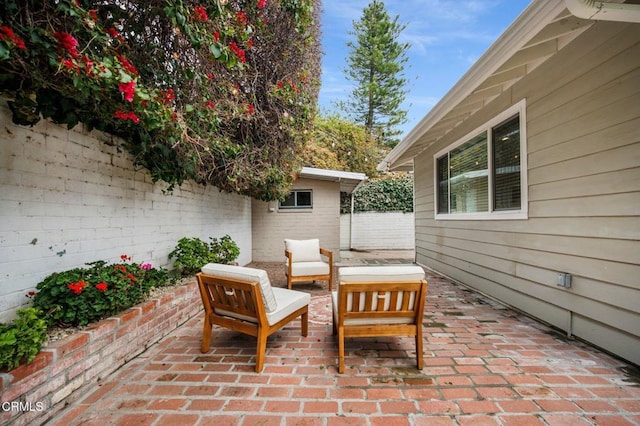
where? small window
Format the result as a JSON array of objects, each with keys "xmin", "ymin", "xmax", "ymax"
[
  {"xmin": 279, "ymin": 190, "xmax": 312, "ymax": 209},
  {"xmin": 434, "ymin": 100, "xmax": 527, "ymax": 220}
]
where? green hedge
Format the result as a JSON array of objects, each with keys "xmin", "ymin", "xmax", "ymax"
[{"xmin": 341, "ymin": 173, "xmax": 413, "ymax": 213}]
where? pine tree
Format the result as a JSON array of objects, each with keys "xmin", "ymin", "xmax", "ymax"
[{"xmin": 338, "ymin": 0, "xmax": 410, "ymax": 147}]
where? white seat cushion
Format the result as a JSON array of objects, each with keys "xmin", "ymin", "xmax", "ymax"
[
  {"xmin": 217, "ymin": 287, "xmax": 309, "ymax": 326},
  {"xmin": 338, "ymin": 265, "xmax": 425, "ymax": 282},
  {"xmin": 285, "ymin": 239, "xmax": 322, "ymax": 262},
  {"xmin": 201, "ymin": 263, "xmax": 278, "ymax": 313},
  {"xmin": 288, "ymin": 261, "xmax": 330, "ymax": 277},
  {"xmin": 267, "ymin": 287, "xmax": 310, "ymax": 326}
]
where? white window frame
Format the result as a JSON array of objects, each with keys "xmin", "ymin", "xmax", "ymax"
[
  {"xmin": 279, "ymin": 189, "xmax": 313, "ymax": 210},
  {"xmin": 433, "ymin": 99, "xmax": 528, "ymax": 220}
]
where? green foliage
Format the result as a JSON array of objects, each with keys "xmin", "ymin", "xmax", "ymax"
[
  {"xmin": 31, "ymin": 256, "xmax": 172, "ymax": 327},
  {"xmin": 341, "ymin": 173, "xmax": 413, "ymax": 213},
  {"xmin": 305, "ymin": 113, "xmax": 388, "ymax": 177},
  {"xmin": 168, "ymin": 235, "xmax": 240, "ymax": 276},
  {"xmin": 0, "ymin": 0, "xmax": 321, "ymax": 201},
  {"xmin": 0, "ymin": 308, "xmax": 48, "ymax": 370},
  {"xmin": 337, "ymin": 0, "xmax": 410, "ymax": 147}
]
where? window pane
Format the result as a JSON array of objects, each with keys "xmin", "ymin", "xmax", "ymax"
[
  {"xmin": 449, "ymin": 134, "xmax": 488, "ymax": 213},
  {"xmin": 493, "ymin": 116, "xmax": 521, "ymax": 210},
  {"xmin": 280, "ymin": 193, "xmax": 296, "ymax": 207},
  {"xmin": 437, "ymin": 155, "xmax": 449, "ymax": 214},
  {"xmin": 296, "ymin": 191, "xmax": 312, "ymax": 207}
]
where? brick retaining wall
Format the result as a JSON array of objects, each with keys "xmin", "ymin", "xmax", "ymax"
[{"xmin": 0, "ymin": 280, "xmax": 201, "ymax": 425}]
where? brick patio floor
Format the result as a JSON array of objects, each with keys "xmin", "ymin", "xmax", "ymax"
[{"xmin": 49, "ymin": 252, "xmax": 640, "ymax": 425}]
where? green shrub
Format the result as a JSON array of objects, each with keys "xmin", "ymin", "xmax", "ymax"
[
  {"xmin": 0, "ymin": 307, "xmax": 48, "ymax": 370},
  {"xmin": 31, "ymin": 255, "xmax": 171, "ymax": 327},
  {"xmin": 169, "ymin": 235, "xmax": 240, "ymax": 276},
  {"xmin": 341, "ymin": 173, "xmax": 413, "ymax": 213}
]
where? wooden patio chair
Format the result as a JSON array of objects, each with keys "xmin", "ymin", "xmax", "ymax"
[
  {"xmin": 332, "ymin": 265, "xmax": 428, "ymax": 373},
  {"xmin": 284, "ymin": 238, "xmax": 334, "ymax": 291},
  {"xmin": 197, "ymin": 263, "xmax": 309, "ymax": 373}
]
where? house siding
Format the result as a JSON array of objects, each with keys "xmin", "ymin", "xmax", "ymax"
[
  {"xmin": 0, "ymin": 103, "xmax": 252, "ymax": 322},
  {"xmin": 252, "ymin": 178, "xmax": 340, "ymax": 262},
  {"xmin": 413, "ymin": 21, "xmax": 640, "ymax": 365}
]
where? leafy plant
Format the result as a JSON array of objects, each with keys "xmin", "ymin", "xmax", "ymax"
[
  {"xmin": 31, "ymin": 255, "xmax": 171, "ymax": 327},
  {"xmin": 0, "ymin": 307, "xmax": 48, "ymax": 370},
  {"xmin": 210, "ymin": 235, "xmax": 241, "ymax": 265},
  {"xmin": 304, "ymin": 113, "xmax": 388, "ymax": 178},
  {"xmin": 341, "ymin": 173, "xmax": 414, "ymax": 213},
  {"xmin": 0, "ymin": 0, "xmax": 321, "ymax": 200},
  {"xmin": 169, "ymin": 235, "xmax": 240, "ymax": 276}
]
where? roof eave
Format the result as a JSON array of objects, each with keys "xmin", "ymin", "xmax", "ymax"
[{"xmin": 382, "ymin": 0, "xmax": 571, "ymax": 171}]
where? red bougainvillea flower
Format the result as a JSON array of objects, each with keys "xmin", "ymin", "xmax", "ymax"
[
  {"xmin": 160, "ymin": 88, "xmax": 175, "ymax": 105},
  {"xmin": 106, "ymin": 27, "xmax": 119, "ymax": 38},
  {"xmin": 193, "ymin": 6, "xmax": 208, "ymax": 22},
  {"xmin": 229, "ymin": 42, "xmax": 246, "ymax": 63},
  {"xmin": 116, "ymin": 55, "xmax": 138, "ymax": 76},
  {"xmin": 53, "ymin": 31, "xmax": 79, "ymax": 58},
  {"xmin": 257, "ymin": 0, "xmax": 267, "ymax": 9},
  {"xmin": 61, "ymin": 57, "xmax": 79, "ymax": 73},
  {"xmin": 114, "ymin": 110, "xmax": 140, "ymax": 124},
  {"xmin": 95, "ymin": 282, "xmax": 108, "ymax": 292},
  {"xmin": 0, "ymin": 25, "xmax": 26, "ymax": 49},
  {"xmin": 118, "ymin": 81, "xmax": 136, "ymax": 102},
  {"xmin": 68, "ymin": 280, "xmax": 87, "ymax": 295}
]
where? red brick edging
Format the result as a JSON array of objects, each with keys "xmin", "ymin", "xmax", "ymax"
[{"xmin": 0, "ymin": 280, "xmax": 201, "ymax": 425}]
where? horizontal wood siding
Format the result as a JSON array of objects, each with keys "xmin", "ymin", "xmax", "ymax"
[{"xmin": 413, "ymin": 22, "xmax": 640, "ymax": 365}]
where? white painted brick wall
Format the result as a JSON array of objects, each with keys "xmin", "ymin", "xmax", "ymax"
[
  {"xmin": 340, "ymin": 212, "xmax": 414, "ymax": 250},
  {"xmin": 0, "ymin": 104, "xmax": 252, "ymax": 322}
]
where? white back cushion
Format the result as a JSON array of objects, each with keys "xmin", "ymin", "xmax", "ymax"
[
  {"xmin": 285, "ymin": 239, "xmax": 321, "ymax": 262},
  {"xmin": 338, "ymin": 265, "xmax": 425, "ymax": 282},
  {"xmin": 201, "ymin": 263, "xmax": 278, "ymax": 313}
]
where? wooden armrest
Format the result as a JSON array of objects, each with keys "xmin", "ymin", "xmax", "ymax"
[
  {"xmin": 319, "ymin": 247, "xmax": 333, "ymax": 263},
  {"xmin": 284, "ymin": 249, "xmax": 292, "ymax": 260}
]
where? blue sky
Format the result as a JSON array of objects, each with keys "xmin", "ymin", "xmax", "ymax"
[{"xmin": 318, "ymin": 0, "xmax": 533, "ymax": 139}]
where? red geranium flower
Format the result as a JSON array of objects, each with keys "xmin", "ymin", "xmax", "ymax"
[
  {"xmin": 236, "ymin": 11, "xmax": 247, "ymax": 24},
  {"xmin": 96, "ymin": 282, "xmax": 108, "ymax": 292},
  {"xmin": 68, "ymin": 280, "xmax": 87, "ymax": 295},
  {"xmin": 205, "ymin": 100, "xmax": 215, "ymax": 110},
  {"xmin": 257, "ymin": 0, "xmax": 267, "ymax": 9}
]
